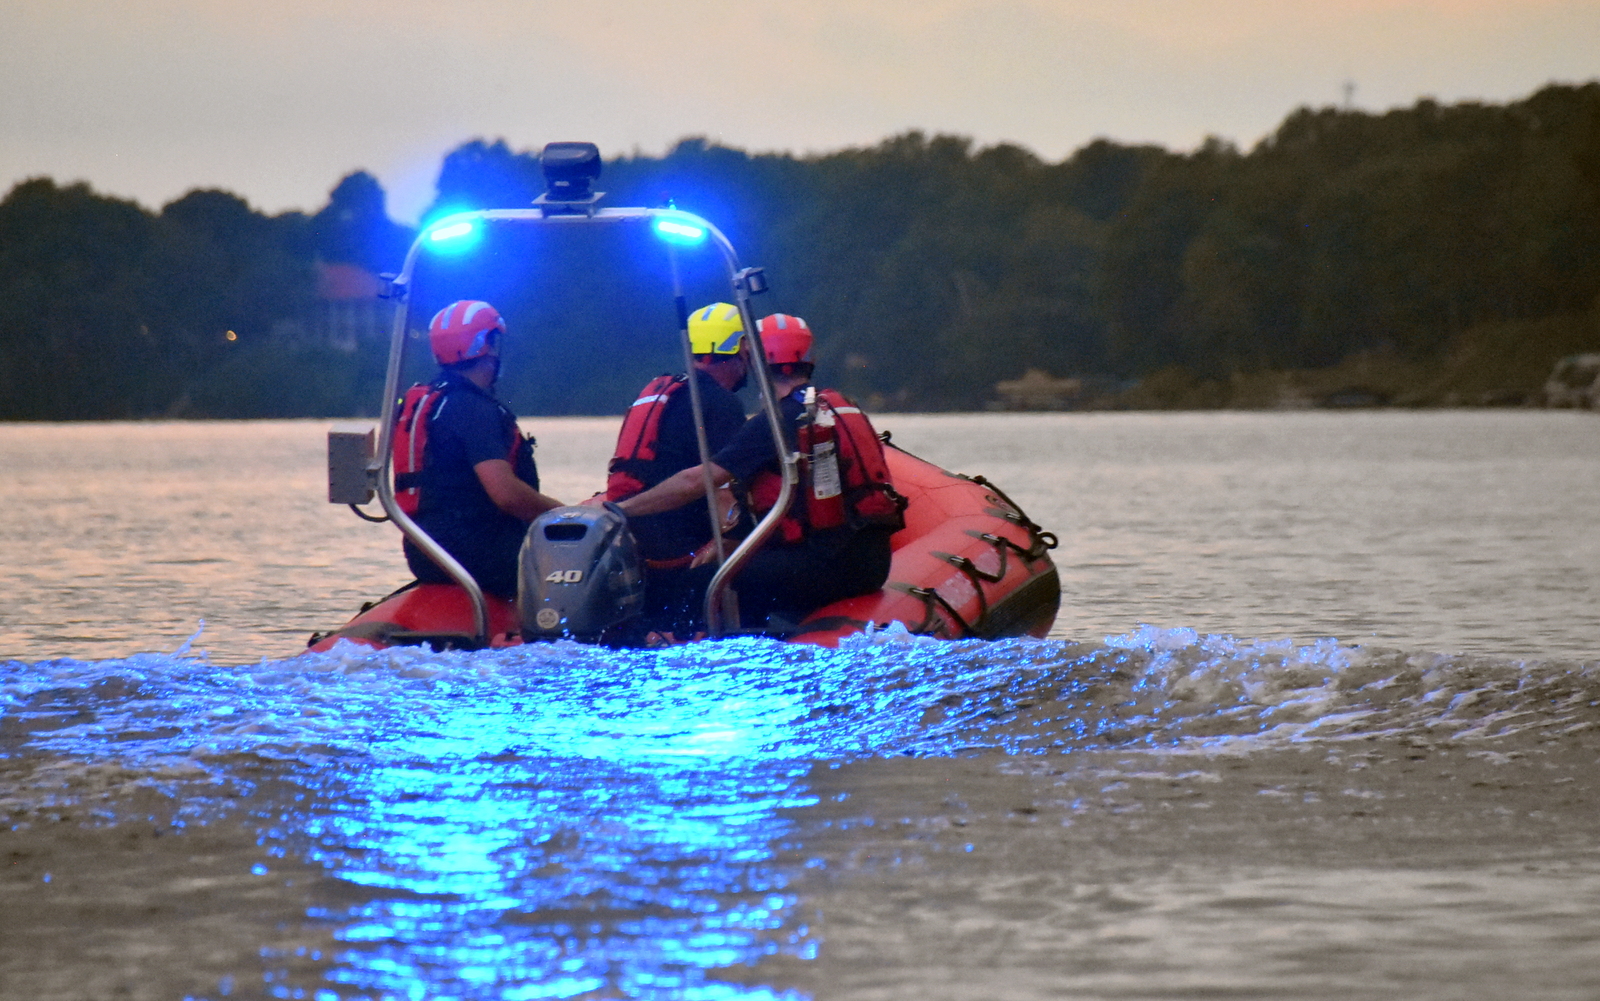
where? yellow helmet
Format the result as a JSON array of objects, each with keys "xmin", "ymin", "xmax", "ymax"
[{"xmin": 687, "ymin": 302, "xmax": 747, "ymax": 356}]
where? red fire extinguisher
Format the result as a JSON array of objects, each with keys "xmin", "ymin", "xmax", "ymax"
[{"xmin": 803, "ymin": 387, "xmax": 846, "ymax": 530}]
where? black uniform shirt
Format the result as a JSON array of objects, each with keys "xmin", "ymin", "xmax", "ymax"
[
  {"xmin": 712, "ymin": 387, "xmax": 806, "ymax": 485},
  {"xmin": 415, "ymin": 370, "xmax": 537, "ymax": 531}
]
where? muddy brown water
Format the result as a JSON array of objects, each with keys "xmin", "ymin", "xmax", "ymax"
[{"xmin": 3, "ymin": 413, "xmax": 1598, "ymax": 999}]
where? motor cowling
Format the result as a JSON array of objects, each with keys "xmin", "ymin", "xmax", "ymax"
[{"xmin": 518, "ymin": 505, "xmax": 644, "ymax": 641}]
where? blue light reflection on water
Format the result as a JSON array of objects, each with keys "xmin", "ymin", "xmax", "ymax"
[
  {"xmin": 9, "ymin": 626, "xmax": 1595, "ymax": 996},
  {"xmin": 3, "ymin": 630, "xmax": 1084, "ymax": 999}
]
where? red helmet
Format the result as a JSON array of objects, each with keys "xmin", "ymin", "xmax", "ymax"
[
  {"xmin": 428, "ymin": 300, "xmax": 504, "ymax": 366},
  {"xmin": 757, "ymin": 313, "xmax": 813, "ymax": 366}
]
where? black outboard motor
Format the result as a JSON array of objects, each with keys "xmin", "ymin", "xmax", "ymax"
[{"xmin": 518, "ymin": 505, "xmax": 644, "ymax": 642}]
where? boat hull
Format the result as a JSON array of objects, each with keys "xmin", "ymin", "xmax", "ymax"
[
  {"xmin": 785, "ymin": 445, "xmax": 1059, "ymax": 646},
  {"xmin": 307, "ymin": 444, "xmax": 1058, "ymax": 652}
]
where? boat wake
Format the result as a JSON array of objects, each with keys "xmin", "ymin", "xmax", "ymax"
[
  {"xmin": 6, "ymin": 625, "xmax": 1596, "ymax": 772},
  {"xmin": 4, "ymin": 627, "xmax": 1597, "ymax": 1000}
]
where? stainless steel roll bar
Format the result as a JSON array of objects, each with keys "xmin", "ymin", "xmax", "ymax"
[{"xmin": 368, "ymin": 205, "xmax": 798, "ymax": 645}]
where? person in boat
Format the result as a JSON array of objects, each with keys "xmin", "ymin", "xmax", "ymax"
[
  {"xmin": 616, "ymin": 313, "xmax": 906, "ymax": 632},
  {"xmin": 393, "ymin": 299, "xmax": 563, "ymax": 598},
  {"xmin": 604, "ymin": 302, "xmax": 751, "ymax": 632}
]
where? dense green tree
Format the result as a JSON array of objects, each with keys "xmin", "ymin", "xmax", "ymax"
[
  {"xmin": 146, "ymin": 189, "xmax": 317, "ymax": 389},
  {"xmin": 0, "ymin": 179, "xmax": 160, "ymax": 417},
  {"xmin": 312, "ymin": 171, "xmax": 414, "ymax": 272},
  {"xmin": 427, "ymin": 139, "xmax": 542, "ymax": 220},
  {"xmin": 0, "ymin": 179, "xmax": 328, "ymax": 418},
  {"xmin": 4, "ymin": 82, "xmax": 1598, "ymax": 419}
]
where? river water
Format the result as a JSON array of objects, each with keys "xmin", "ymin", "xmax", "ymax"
[{"xmin": 2, "ymin": 411, "xmax": 1598, "ymax": 1000}]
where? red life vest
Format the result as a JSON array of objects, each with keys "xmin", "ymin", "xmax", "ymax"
[
  {"xmin": 747, "ymin": 388, "xmax": 907, "ymax": 544},
  {"xmin": 392, "ymin": 381, "xmax": 446, "ymax": 515},
  {"xmin": 392, "ymin": 378, "xmax": 530, "ymax": 515},
  {"xmin": 605, "ymin": 374, "xmax": 686, "ymax": 501}
]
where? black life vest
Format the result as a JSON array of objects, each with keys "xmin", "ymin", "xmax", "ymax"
[
  {"xmin": 605, "ymin": 373, "xmax": 686, "ymax": 501},
  {"xmin": 747, "ymin": 388, "xmax": 907, "ymax": 544},
  {"xmin": 392, "ymin": 377, "xmax": 533, "ymax": 516}
]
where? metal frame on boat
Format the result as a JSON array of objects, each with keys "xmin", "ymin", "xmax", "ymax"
[
  {"xmin": 322, "ymin": 141, "xmax": 1061, "ymax": 653},
  {"xmin": 350, "ymin": 143, "xmax": 798, "ymax": 646}
]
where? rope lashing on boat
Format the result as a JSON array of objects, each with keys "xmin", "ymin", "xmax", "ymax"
[
  {"xmin": 934, "ymin": 552, "xmax": 992, "ymax": 632},
  {"xmin": 890, "ymin": 472, "xmax": 1059, "ymax": 637},
  {"xmin": 890, "ymin": 581, "xmax": 974, "ymax": 638},
  {"xmin": 965, "ymin": 474, "xmax": 1058, "ymax": 556}
]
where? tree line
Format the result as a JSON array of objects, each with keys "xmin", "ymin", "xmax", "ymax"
[
  {"xmin": 0, "ymin": 171, "xmax": 409, "ymax": 418},
  {"xmin": 2, "ymin": 82, "xmax": 1596, "ymax": 419}
]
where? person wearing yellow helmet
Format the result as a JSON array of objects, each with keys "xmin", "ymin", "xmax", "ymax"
[
  {"xmin": 603, "ymin": 302, "xmax": 751, "ymax": 631},
  {"xmin": 618, "ymin": 312, "xmax": 903, "ymax": 634}
]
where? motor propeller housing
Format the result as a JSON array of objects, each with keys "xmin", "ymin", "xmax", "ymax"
[{"xmin": 518, "ymin": 505, "xmax": 644, "ymax": 642}]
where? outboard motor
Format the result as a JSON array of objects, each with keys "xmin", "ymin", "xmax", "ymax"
[{"xmin": 518, "ymin": 505, "xmax": 644, "ymax": 642}]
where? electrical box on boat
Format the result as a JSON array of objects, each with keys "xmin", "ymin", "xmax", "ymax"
[{"xmin": 328, "ymin": 425, "xmax": 376, "ymax": 505}]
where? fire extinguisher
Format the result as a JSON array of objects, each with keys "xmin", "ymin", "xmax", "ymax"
[{"xmin": 803, "ymin": 387, "xmax": 846, "ymax": 530}]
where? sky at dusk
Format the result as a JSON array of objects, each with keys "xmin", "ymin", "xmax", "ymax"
[{"xmin": 2, "ymin": 0, "xmax": 1596, "ymax": 223}]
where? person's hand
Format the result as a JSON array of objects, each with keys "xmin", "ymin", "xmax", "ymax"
[
  {"xmin": 579, "ymin": 492, "xmax": 606, "ymax": 508},
  {"xmin": 714, "ymin": 486, "xmax": 741, "ymax": 532},
  {"xmin": 690, "ymin": 540, "xmax": 718, "ymax": 568}
]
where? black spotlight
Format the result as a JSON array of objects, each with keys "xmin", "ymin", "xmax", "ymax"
[{"xmin": 540, "ymin": 142, "xmax": 602, "ymax": 201}]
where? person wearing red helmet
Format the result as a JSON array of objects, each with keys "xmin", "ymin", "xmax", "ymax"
[
  {"xmin": 618, "ymin": 312, "xmax": 904, "ymax": 632},
  {"xmin": 393, "ymin": 299, "xmax": 563, "ymax": 597}
]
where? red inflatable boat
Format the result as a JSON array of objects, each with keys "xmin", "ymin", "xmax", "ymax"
[
  {"xmin": 308, "ymin": 143, "xmax": 1059, "ymax": 654},
  {"xmin": 309, "ymin": 442, "xmax": 1058, "ymax": 652}
]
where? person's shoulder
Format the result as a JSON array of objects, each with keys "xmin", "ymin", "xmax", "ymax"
[
  {"xmin": 437, "ymin": 380, "xmax": 508, "ymax": 428},
  {"xmin": 441, "ymin": 382, "xmax": 498, "ymax": 411},
  {"xmin": 646, "ymin": 372, "xmax": 688, "ymax": 392}
]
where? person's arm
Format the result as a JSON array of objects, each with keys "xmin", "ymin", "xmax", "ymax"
[
  {"xmin": 618, "ymin": 461, "xmax": 734, "ymax": 518},
  {"xmin": 474, "ymin": 458, "xmax": 563, "ymax": 521}
]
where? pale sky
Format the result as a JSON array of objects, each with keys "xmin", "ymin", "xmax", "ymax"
[{"xmin": 2, "ymin": 0, "xmax": 1595, "ymax": 223}]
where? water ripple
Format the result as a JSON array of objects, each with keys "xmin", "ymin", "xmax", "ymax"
[{"xmin": 5, "ymin": 628, "xmax": 1598, "ymax": 998}]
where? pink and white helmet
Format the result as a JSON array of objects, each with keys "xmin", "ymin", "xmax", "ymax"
[{"xmin": 428, "ymin": 300, "xmax": 504, "ymax": 366}]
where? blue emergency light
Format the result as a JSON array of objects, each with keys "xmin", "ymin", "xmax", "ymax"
[
  {"xmin": 652, "ymin": 214, "xmax": 707, "ymax": 246},
  {"xmin": 428, "ymin": 220, "xmax": 477, "ymax": 244}
]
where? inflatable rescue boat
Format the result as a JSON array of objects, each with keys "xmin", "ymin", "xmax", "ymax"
[
  {"xmin": 308, "ymin": 142, "xmax": 1059, "ymax": 653},
  {"xmin": 310, "ymin": 441, "xmax": 1058, "ymax": 652}
]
